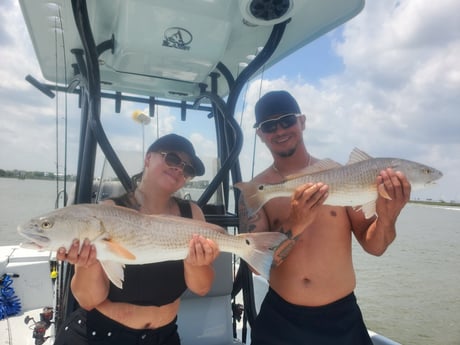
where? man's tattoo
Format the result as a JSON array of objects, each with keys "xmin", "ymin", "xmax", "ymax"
[
  {"xmin": 279, "ymin": 226, "xmax": 300, "ymax": 241},
  {"xmin": 272, "ymin": 226, "xmax": 300, "ymax": 266}
]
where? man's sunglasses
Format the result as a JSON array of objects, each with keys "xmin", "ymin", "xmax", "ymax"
[
  {"xmin": 256, "ymin": 113, "xmax": 301, "ymax": 133},
  {"xmin": 159, "ymin": 152, "xmax": 195, "ymax": 179}
]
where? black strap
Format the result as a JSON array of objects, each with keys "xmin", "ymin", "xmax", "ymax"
[
  {"xmin": 112, "ymin": 193, "xmax": 192, "ymax": 219},
  {"xmin": 174, "ymin": 197, "xmax": 193, "ymax": 219},
  {"xmin": 111, "ymin": 192, "xmax": 139, "ymax": 210}
]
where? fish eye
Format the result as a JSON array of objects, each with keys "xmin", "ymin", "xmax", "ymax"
[
  {"xmin": 258, "ymin": 185, "xmax": 264, "ymax": 191},
  {"xmin": 40, "ymin": 219, "xmax": 53, "ymax": 230}
]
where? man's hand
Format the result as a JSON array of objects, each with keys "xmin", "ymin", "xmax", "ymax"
[
  {"xmin": 289, "ymin": 182, "xmax": 329, "ymax": 229},
  {"xmin": 376, "ymin": 168, "xmax": 411, "ymax": 224}
]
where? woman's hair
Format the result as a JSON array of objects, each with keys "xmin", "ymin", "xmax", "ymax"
[{"xmin": 131, "ymin": 171, "xmax": 143, "ymax": 187}]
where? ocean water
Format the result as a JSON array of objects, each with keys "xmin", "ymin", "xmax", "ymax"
[
  {"xmin": 1, "ymin": 177, "xmax": 459, "ymax": 344},
  {"xmin": 0, "ymin": 177, "xmax": 66, "ymax": 246},
  {"xmin": 353, "ymin": 203, "xmax": 460, "ymax": 345}
]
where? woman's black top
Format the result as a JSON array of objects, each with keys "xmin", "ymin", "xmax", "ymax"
[{"xmin": 107, "ymin": 193, "xmax": 191, "ymax": 306}]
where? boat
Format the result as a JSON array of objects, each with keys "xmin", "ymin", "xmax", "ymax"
[{"xmin": 1, "ymin": 0, "xmax": 402, "ymax": 344}]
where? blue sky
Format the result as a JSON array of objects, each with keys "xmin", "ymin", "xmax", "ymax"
[{"xmin": 0, "ymin": 0, "xmax": 459, "ymax": 202}]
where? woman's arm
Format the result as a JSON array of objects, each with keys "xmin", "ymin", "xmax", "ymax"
[
  {"xmin": 183, "ymin": 203, "xmax": 219, "ymax": 296},
  {"xmin": 57, "ymin": 239, "xmax": 110, "ymax": 310}
]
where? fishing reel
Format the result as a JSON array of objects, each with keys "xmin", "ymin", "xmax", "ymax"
[{"xmin": 24, "ymin": 306, "xmax": 54, "ymax": 345}]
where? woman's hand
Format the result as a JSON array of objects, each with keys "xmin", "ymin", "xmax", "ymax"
[
  {"xmin": 57, "ymin": 239, "xmax": 109, "ymax": 310},
  {"xmin": 185, "ymin": 234, "xmax": 220, "ymax": 266},
  {"xmin": 56, "ymin": 239, "xmax": 98, "ymax": 268},
  {"xmin": 184, "ymin": 235, "xmax": 220, "ymax": 296}
]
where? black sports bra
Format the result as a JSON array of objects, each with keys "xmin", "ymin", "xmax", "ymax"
[{"xmin": 107, "ymin": 193, "xmax": 192, "ymax": 306}]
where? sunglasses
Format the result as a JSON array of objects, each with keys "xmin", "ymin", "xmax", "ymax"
[
  {"xmin": 257, "ymin": 113, "xmax": 301, "ymax": 133},
  {"xmin": 158, "ymin": 152, "xmax": 195, "ymax": 179}
]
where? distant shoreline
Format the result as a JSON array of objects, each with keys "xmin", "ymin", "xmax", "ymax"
[
  {"xmin": 409, "ymin": 200, "xmax": 460, "ymax": 208},
  {"xmin": 0, "ymin": 170, "xmax": 75, "ymax": 181},
  {"xmin": 1, "ymin": 175, "xmax": 457, "ymax": 207}
]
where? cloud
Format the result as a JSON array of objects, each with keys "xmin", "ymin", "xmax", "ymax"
[
  {"xmin": 238, "ymin": 0, "xmax": 460, "ymax": 201},
  {"xmin": 0, "ymin": 0, "xmax": 458, "ymax": 201}
]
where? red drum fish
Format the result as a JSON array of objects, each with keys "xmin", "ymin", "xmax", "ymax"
[
  {"xmin": 18, "ymin": 204, "xmax": 287, "ymax": 288},
  {"xmin": 235, "ymin": 148, "xmax": 442, "ymax": 218}
]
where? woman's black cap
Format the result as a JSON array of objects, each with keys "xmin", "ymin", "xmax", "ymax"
[{"xmin": 147, "ymin": 134, "xmax": 205, "ymax": 176}]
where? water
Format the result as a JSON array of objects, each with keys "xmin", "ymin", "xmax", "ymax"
[
  {"xmin": 1, "ymin": 177, "xmax": 459, "ymax": 344},
  {"xmin": 353, "ymin": 203, "xmax": 460, "ymax": 345},
  {"xmin": 0, "ymin": 177, "xmax": 65, "ymax": 246}
]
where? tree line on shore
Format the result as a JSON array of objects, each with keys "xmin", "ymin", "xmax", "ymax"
[
  {"xmin": 0, "ymin": 169, "xmax": 76, "ymax": 181},
  {"xmin": 1, "ymin": 168, "xmax": 457, "ymax": 206}
]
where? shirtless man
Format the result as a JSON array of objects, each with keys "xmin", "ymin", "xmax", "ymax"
[{"xmin": 239, "ymin": 91, "xmax": 411, "ymax": 345}]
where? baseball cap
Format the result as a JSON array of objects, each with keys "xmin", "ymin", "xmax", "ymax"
[
  {"xmin": 147, "ymin": 134, "xmax": 205, "ymax": 176},
  {"xmin": 254, "ymin": 90, "xmax": 301, "ymax": 128}
]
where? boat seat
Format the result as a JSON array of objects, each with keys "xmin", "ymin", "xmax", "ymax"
[{"xmin": 177, "ymin": 252, "xmax": 242, "ymax": 345}]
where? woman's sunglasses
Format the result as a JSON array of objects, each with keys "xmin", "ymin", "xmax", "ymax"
[
  {"xmin": 257, "ymin": 113, "xmax": 301, "ymax": 134},
  {"xmin": 159, "ymin": 152, "xmax": 195, "ymax": 179}
]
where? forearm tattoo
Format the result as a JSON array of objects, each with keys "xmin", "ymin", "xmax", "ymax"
[
  {"xmin": 272, "ymin": 226, "xmax": 300, "ymax": 266},
  {"xmin": 238, "ymin": 194, "xmax": 299, "ymax": 266}
]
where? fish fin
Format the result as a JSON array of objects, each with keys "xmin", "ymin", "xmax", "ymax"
[
  {"xmin": 153, "ymin": 214, "xmax": 227, "ymax": 234},
  {"xmin": 378, "ymin": 183, "xmax": 392, "ymax": 200},
  {"xmin": 234, "ymin": 181, "xmax": 267, "ymax": 216},
  {"xmin": 104, "ymin": 239, "xmax": 136, "ymax": 260},
  {"xmin": 100, "ymin": 260, "xmax": 125, "ymax": 289},
  {"xmin": 237, "ymin": 232, "xmax": 289, "ymax": 280},
  {"xmin": 347, "ymin": 148, "xmax": 374, "ymax": 165},
  {"xmin": 286, "ymin": 159, "xmax": 342, "ymax": 178},
  {"xmin": 355, "ymin": 201, "xmax": 377, "ymax": 219}
]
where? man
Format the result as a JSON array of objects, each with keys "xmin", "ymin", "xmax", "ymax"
[{"xmin": 239, "ymin": 90, "xmax": 411, "ymax": 345}]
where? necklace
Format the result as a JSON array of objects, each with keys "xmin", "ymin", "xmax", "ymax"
[{"xmin": 272, "ymin": 153, "xmax": 312, "ymax": 178}]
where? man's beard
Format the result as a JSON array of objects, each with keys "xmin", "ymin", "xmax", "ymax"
[{"xmin": 277, "ymin": 147, "xmax": 296, "ymax": 158}]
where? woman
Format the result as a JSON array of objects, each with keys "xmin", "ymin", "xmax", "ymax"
[{"xmin": 54, "ymin": 134, "xmax": 220, "ymax": 345}]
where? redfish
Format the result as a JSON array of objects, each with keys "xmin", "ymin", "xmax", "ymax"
[
  {"xmin": 17, "ymin": 204, "xmax": 287, "ymax": 288},
  {"xmin": 235, "ymin": 148, "xmax": 442, "ymax": 218}
]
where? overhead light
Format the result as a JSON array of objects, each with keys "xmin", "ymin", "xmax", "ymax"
[{"xmin": 239, "ymin": 0, "xmax": 295, "ymax": 26}]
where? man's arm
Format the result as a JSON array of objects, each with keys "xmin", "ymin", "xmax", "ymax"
[
  {"xmin": 351, "ymin": 168, "xmax": 411, "ymax": 256},
  {"xmin": 238, "ymin": 182, "xmax": 329, "ymax": 266}
]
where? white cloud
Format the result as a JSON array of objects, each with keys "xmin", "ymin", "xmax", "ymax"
[
  {"xmin": 238, "ymin": 0, "xmax": 460, "ymax": 201},
  {"xmin": 0, "ymin": 0, "xmax": 458, "ymax": 201}
]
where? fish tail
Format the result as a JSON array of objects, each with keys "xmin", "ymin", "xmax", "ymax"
[
  {"xmin": 237, "ymin": 232, "xmax": 288, "ymax": 280},
  {"xmin": 234, "ymin": 181, "xmax": 268, "ymax": 216}
]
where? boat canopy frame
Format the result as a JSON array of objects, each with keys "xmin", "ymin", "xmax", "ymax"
[{"xmin": 37, "ymin": 0, "xmax": 289, "ymax": 337}]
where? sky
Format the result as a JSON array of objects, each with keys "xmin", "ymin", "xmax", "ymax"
[{"xmin": 0, "ymin": 0, "xmax": 459, "ymax": 202}]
